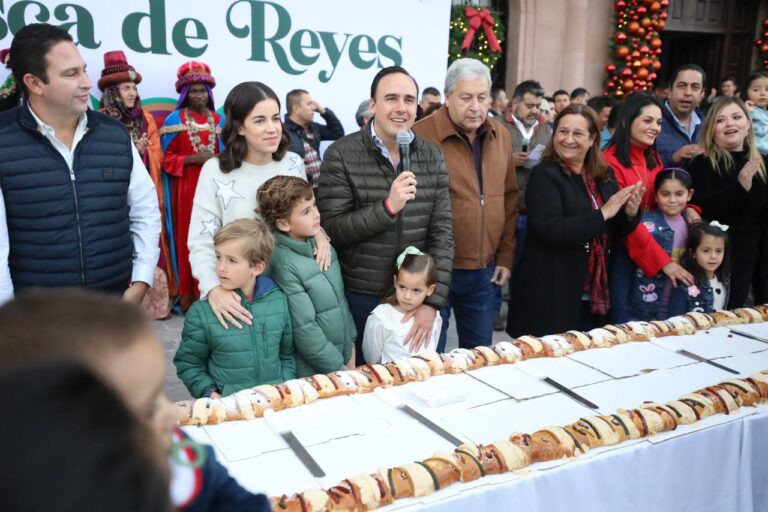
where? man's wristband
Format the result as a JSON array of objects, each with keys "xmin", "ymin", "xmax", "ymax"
[{"xmin": 383, "ymin": 199, "xmax": 397, "ymax": 218}]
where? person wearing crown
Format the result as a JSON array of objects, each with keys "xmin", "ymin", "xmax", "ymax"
[
  {"xmin": 98, "ymin": 50, "xmax": 175, "ymax": 318},
  {"xmin": 160, "ymin": 61, "xmax": 224, "ymax": 310}
]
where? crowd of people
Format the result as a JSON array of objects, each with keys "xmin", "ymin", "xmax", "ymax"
[{"xmin": 1, "ymin": 20, "xmax": 768, "ymax": 510}]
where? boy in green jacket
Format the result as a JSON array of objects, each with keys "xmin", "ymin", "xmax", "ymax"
[
  {"xmin": 258, "ymin": 176, "xmax": 356, "ymax": 377},
  {"xmin": 175, "ymin": 219, "xmax": 296, "ymax": 398}
]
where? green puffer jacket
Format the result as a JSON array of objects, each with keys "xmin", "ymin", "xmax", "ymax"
[
  {"xmin": 174, "ymin": 277, "xmax": 296, "ymax": 398},
  {"xmin": 269, "ymin": 233, "xmax": 356, "ymax": 377},
  {"xmin": 317, "ymin": 126, "xmax": 454, "ymax": 308}
]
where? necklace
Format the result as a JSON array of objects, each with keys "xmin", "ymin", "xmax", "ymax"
[{"xmin": 184, "ymin": 108, "xmax": 216, "ymax": 154}]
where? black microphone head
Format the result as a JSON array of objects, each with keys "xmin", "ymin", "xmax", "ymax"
[{"xmin": 396, "ymin": 130, "xmax": 412, "ymax": 146}]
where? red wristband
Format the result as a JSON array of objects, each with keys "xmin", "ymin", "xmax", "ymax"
[{"xmin": 384, "ymin": 198, "xmax": 397, "ymax": 218}]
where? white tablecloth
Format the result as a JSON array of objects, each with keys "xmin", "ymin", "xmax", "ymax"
[
  {"xmin": 182, "ymin": 328, "xmax": 768, "ymax": 511},
  {"xmin": 400, "ymin": 410, "xmax": 768, "ymax": 512}
]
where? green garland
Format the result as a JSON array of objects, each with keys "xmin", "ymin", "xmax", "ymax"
[{"xmin": 448, "ymin": 4, "xmax": 504, "ymax": 71}]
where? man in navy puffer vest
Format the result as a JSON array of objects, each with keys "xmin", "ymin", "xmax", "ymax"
[{"xmin": 0, "ymin": 23, "xmax": 160, "ymax": 304}]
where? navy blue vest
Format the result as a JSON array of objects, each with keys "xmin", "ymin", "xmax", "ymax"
[{"xmin": 0, "ymin": 103, "xmax": 134, "ymax": 292}]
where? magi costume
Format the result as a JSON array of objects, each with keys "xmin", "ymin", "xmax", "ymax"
[
  {"xmin": 98, "ymin": 50, "xmax": 174, "ymax": 318},
  {"xmin": 160, "ymin": 61, "xmax": 224, "ymax": 310}
]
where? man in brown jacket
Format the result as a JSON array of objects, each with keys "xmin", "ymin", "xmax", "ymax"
[{"xmin": 413, "ymin": 58, "xmax": 518, "ymax": 350}]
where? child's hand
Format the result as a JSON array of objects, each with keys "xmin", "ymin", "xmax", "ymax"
[{"xmin": 210, "ymin": 391, "xmax": 221, "ymax": 399}]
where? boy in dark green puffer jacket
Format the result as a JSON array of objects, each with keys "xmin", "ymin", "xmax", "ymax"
[
  {"xmin": 258, "ymin": 176, "xmax": 356, "ymax": 377},
  {"xmin": 175, "ymin": 219, "xmax": 296, "ymax": 398}
]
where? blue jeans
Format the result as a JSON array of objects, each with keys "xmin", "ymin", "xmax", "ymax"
[
  {"xmin": 438, "ymin": 264, "xmax": 497, "ymax": 351},
  {"xmin": 345, "ymin": 291, "xmax": 383, "ymax": 365}
]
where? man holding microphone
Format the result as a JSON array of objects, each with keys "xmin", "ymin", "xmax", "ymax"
[{"xmin": 317, "ymin": 66, "xmax": 453, "ymax": 364}]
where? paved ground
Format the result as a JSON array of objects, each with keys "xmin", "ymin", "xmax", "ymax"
[{"xmin": 154, "ymin": 304, "xmax": 511, "ymax": 402}]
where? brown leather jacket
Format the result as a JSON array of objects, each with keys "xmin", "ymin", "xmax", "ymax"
[{"xmin": 413, "ymin": 107, "xmax": 518, "ymax": 271}]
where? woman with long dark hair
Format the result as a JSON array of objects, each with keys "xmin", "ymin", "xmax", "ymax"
[
  {"xmin": 188, "ymin": 82, "xmax": 329, "ymax": 328},
  {"xmin": 603, "ymin": 93, "xmax": 695, "ymax": 289}
]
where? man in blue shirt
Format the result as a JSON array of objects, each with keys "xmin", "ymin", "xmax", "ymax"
[{"xmin": 656, "ymin": 64, "xmax": 706, "ymax": 166}]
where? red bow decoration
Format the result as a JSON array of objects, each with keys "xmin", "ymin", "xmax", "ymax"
[{"xmin": 461, "ymin": 6, "xmax": 502, "ymax": 53}]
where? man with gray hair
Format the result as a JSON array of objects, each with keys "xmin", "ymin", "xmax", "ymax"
[
  {"xmin": 413, "ymin": 58, "xmax": 518, "ymax": 350},
  {"xmin": 354, "ymin": 99, "xmax": 372, "ymax": 128}
]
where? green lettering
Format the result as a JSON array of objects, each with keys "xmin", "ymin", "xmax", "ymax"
[
  {"xmin": 226, "ymin": 0, "xmax": 302, "ymax": 75},
  {"xmin": 8, "ymin": 1, "xmax": 49, "ymax": 34},
  {"xmin": 0, "ymin": 0, "xmax": 8, "ymax": 40},
  {"xmin": 172, "ymin": 18, "xmax": 207, "ymax": 57},
  {"xmin": 54, "ymin": 4, "xmax": 99, "ymax": 48},
  {"xmin": 289, "ymin": 29, "xmax": 319, "ymax": 67},
  {"xmin": 317, "ymin": 31, "xmax": 351, "ymax": 83},
  {"xmin": 122, "ymin": 0, "xmax": 169, "ymax": 55},
  {"xmin": 377, "ymin": 35, "xmax": 402, "ymax": 67},
  {"xmin": 348, "ymin": 34, "xmax": 376, "ymax": 70}
]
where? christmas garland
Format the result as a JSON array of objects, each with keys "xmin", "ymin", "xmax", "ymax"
[
  {"xmin": 755, "ymin": 19, "xmax": 768, "ymax": 71},
  {"xmin": 604, "ymin": 0, "xmax": 669, "ymax": 98},
  {"xmin": 448, "ymin": 4, "xmax": 504, "ymax": 71}
]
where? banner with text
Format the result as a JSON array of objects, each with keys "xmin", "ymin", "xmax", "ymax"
[{"xmin": 0, "ymin": 0, "xmax": 452, "ymax": 132}]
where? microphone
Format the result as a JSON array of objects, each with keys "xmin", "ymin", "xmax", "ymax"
[{"xmin": 396, "ymin": 130, "xmax": 413, "ymax": 174}]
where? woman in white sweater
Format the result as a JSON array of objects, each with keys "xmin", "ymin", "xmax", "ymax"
[{"xmin": 188, "ymin": 81, "xmax": 329, "ymax": 328}]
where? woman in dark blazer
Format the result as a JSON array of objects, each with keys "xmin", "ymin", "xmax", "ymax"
[{"xmin": 507, "ymin": 104, "xmax": 643, "ymax": 337}]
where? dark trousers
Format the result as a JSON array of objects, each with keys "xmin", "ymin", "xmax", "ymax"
[{"xmin": 438, "ymin": 264, "xmax": 497, "ymax": 351}]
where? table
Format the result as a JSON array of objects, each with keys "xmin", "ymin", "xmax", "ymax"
[{"xmin": 182, "ymin": 325, "xmax": 768, "ymax": 511}]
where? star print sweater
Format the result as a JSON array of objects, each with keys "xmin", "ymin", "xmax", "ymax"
[{"xmin": 188, "ymin": 153, "xmax": 306, "ymax": 296}]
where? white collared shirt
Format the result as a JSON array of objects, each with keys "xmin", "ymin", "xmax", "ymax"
[
  {"xmin": 0, "ymin": 105, "xmax": 161, "ymax": 302},
  {"xmin": 512, "ymin": 115, "xmax": 538, "ymax": 144},
  {"xmin": 370, "ymin": 121, "xmax": 414, "ymax": 168},
  {"xmin": 664, "ymin": 101, "xmax": 701, "ymax": 139}
]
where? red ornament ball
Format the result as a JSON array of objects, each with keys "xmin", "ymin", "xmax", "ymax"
[
  {"xmin": 637, "ymin": 6, "xmax": 647, "ymax": 15},
  {"xmin": 763, "ymin": 19, "xmax": 768, "ymax": 29},
  {"xmin": 757, "ymin": 39, "xmax": 765, "ymax": 48},
  {"xmin": 660, "ymin": 11, "xmax": 668, "ymax": 20},
  {"xmin": 761, "ymin": 43, "xmax": 768, "ymax": 53},
  {"xmin": 650, "ymin": 1, "xmax": 661, "ymax": 13},
  {"xmin": 605, "ymin": 64, "xmax": 617, "ymax": 76},
  {"xmin": 621, "ymin": 67, "xmax": 633, "ymax": 78},
  {"xmin": 615, "ymin": 0, "xmax": 627, "ymax": 12},
  {"xmin": 660, "ymin": 0, "xmax": 669, "ymax": 6},
  {"xmin": 656, "ymin": 20, "xmax": 666, "ymax": 30},
  {"xmin": 607, "ymin": 81, "xmax": 616, "ymax": 88},
  {"xmin": 615, "ymin": 32, "xmax": 628, "ymax": 44}
]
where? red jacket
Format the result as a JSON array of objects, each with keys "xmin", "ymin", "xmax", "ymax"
[{"xmin": 603, "ymin": 144, "xmax": 670, "ymax": 276}]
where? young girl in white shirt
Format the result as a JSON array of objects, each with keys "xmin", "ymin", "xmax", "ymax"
[{"xmin": 362, "ymin": 247, "xmax": 442, "ymax": 363}]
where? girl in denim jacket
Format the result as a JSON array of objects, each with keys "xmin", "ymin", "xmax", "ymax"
[
  {"xmin": 611, "ymin": 169, "xmax": 693, "ymax": 322},
  {"xmin": 669, "ymin": 222, "xmax": 731, "ymax": 315}
]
